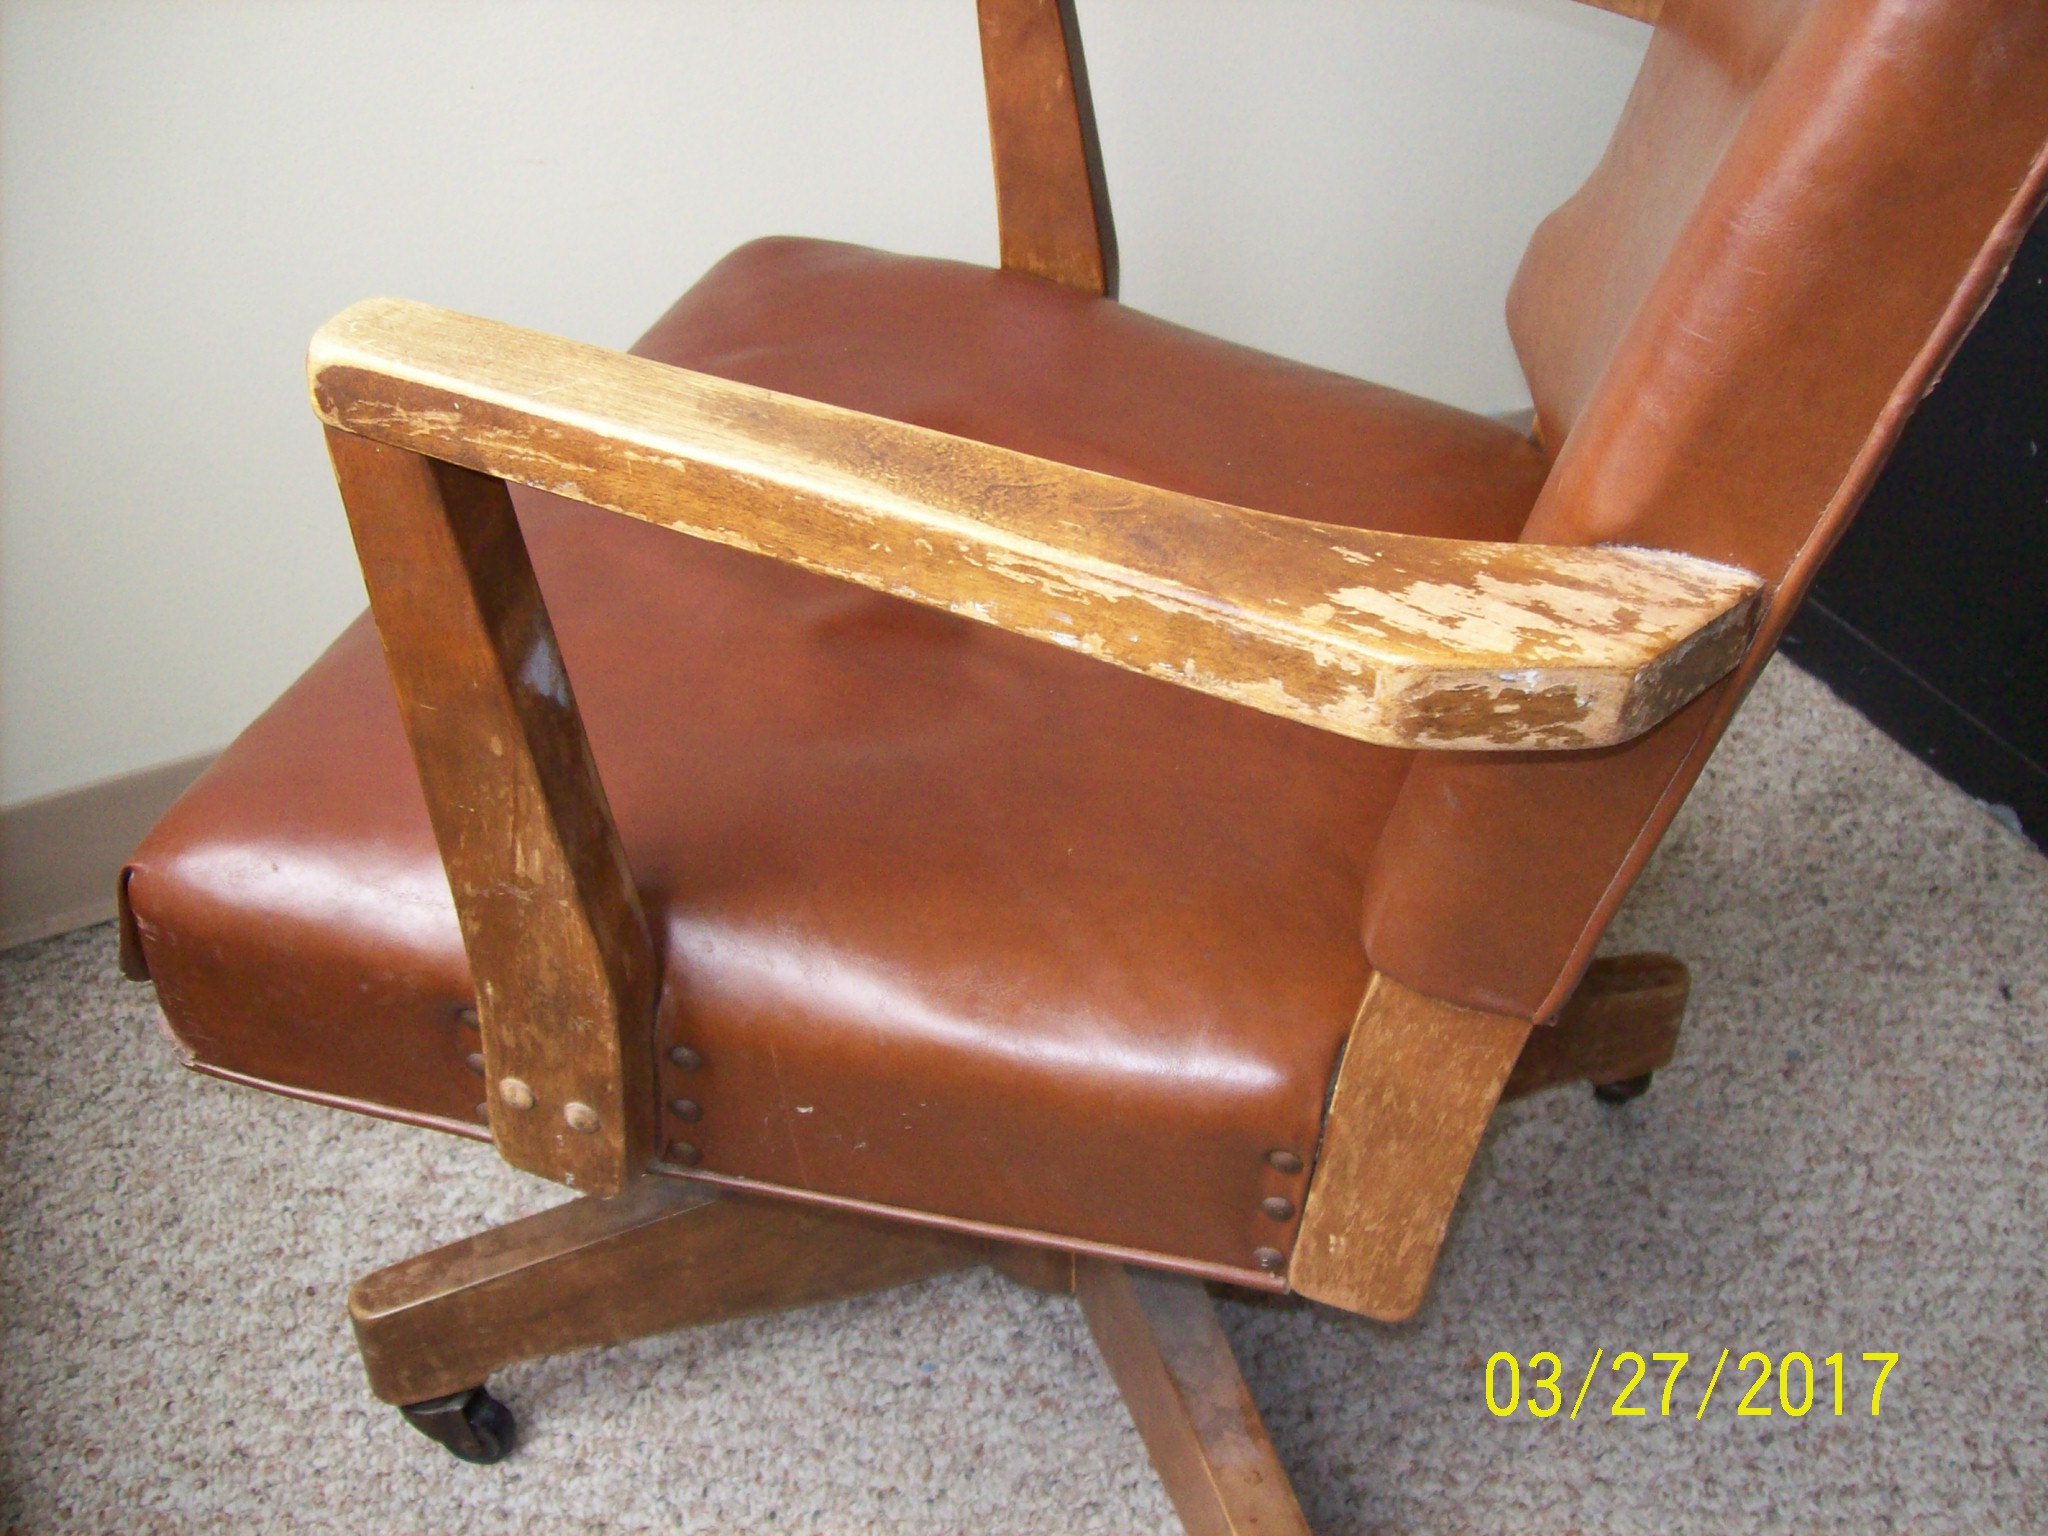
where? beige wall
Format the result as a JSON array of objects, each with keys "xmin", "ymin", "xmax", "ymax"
[{"xmin": 0, "ymin": 0, "xmax": 1648, "ymax": 807}]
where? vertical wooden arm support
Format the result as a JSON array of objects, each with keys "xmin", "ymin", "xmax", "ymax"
[
  {"xmin": 326, "ymin": 429, "xmax": 657, "ymax": 1196},
  {"xmin": 1292, "ymin": 974, "xmax": 1532, "ymax": 1321},
  {"xmin": 977, "ymin": 0, "xmax": 1117, "ymax": 295},
  {"xmin": 1292, "ymin": 956, "xmax": 1689, "ymax": 1320}
]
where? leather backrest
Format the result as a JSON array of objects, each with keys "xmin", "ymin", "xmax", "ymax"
[
  {"xmin": 1509, "ymin": 0, "xmax": 1808, "ymax": 450},
  {"xmin": 1362, "ymin": 0, "xmax": 2048, "ymax": 1021}
]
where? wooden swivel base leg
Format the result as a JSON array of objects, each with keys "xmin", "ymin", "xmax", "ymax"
[
  {"xmin": 346, "ymin": 959, "xmax": 1690, "ymax": 1502},
  {"xmin": 991, "ymin": 1246, "xmax": 1310, "ymax": 1532},
  {"xmin": 355, "ymin": 1181, "xmax": 1305, "ymax": 1526},
  {"xmin": 1077, "ymin": 1260, "xmax": 1312, "ymax": 1536},
  {"xmin": 1502, "ymin": 952, "xmax": 1690, "ymax": 1104},
  {"xmin": 348, "ymin": 1177, "xmax": 982, "ymax": 1458}
]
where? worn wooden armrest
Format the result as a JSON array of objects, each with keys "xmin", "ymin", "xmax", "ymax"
[{"xmin": 312, "ymin": 298, "xmax": 1759, "ymax": 752}]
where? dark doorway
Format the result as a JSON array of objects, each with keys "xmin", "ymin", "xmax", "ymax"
[{"xmin": 1781, "ymin": 210, "xmax": 2048, "ymax": 853}]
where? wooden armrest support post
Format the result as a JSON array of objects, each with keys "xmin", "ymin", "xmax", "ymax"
[
  {"xmin": 312, "ymin": 298, "xmax": 1761, "ymax": 754},
  {"xmin": 1291, "ymin": 973, "xmax": 1532, "ymax": 1320},
  {"xmin": 1294, "ymin": 955, "xmax": 1690, "ymax": 1319},
  {"xmin": 325, "ymin": 431, "xmax": 658, "ymax": 1197}
]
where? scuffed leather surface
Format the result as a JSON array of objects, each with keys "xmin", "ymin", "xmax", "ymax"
[
  {"xmin": 1365, "ymin": 0, "xmax": 2048, "ymax": 1020},
  {"xmin": 125, "ymin": 238, "xmax": 1549, "ymax": 1273}
]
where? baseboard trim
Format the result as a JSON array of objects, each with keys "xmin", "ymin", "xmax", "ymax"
[{"xmin": 1, "ymin": 752, "xmax": 218, "ymax": 950}]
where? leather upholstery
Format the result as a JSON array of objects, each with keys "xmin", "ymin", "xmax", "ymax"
[
  {"xmin": 123, "ymin": 238, "xmax": 1550, "ymax": 1279},
  {"xmin": 1364, "ymin": 0, "xmax": 2048, "ymax": 1020}
]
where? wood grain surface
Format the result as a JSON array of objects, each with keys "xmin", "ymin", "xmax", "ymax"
[
  {"xmin": 1501, "ymin": 952, "xmax": 1688, "ymax": 1102},
  {"xmin": 312, "ymin": 299, "xmax": 1762, "ymax": 752},
  {"xmin": 1077, "ymin": 1261, "xmax": 1312, "ymax": 1536},
  {"xmin": 977, "ymin": 0, "xmax": 1116, "ymax": 295},
  {"xmin": 350, "ymin": 1179, "xmax": 984, "ymax": 1405},
  {"xmin": 1290, "ymin": 974, "xmax": 1532, "ymax": 1320},
  {"xmin": 326, "ymin": 430, "xmax": 658, "ymax": 1196}
]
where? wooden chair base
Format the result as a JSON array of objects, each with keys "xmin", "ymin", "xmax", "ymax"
[
  {"xmin": 1502, "ymin": 952, "xmax": 1689, "ymax": 1103},
  {"xmin": 347, "ymin": 954, "xmax": 1687, "ymax": 1524},
  {"xmin": 348, "ymin": 1178, "xmax": 984, "ymax": 1406},
  {"xmin": 350, "ymin": 1181, "xmax": 1308, "ymax": 1526},
  {"xmin": 1078, "ymin": 1259, "xmax": 1311, "ymax": 1535}
]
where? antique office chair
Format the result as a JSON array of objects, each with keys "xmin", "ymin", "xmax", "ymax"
[{"xmin": 120, "ymin": 0, "xmax": 2048, "ymax": 1526}]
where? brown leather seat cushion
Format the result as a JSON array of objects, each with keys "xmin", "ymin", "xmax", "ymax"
[{"xmin": 124, "ymin": 238, "xmax": 1550, "ymax": 1280}]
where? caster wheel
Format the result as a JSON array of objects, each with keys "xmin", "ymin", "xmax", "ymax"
[
  {"xmin": 398, "ymin": 1386, "xmax": 517, "ymax": 1464},
  {"xmin": 1593, "ymin": 1072, "xmax": 1654, "ymax": 1105}
]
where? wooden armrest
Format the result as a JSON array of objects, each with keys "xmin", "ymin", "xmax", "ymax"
[{"xmin": 312, "ymin": 298, "xmax": 1760, "ymax": 752}]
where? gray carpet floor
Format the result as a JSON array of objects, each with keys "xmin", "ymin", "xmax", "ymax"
[{"xmin": 3, "ymin": 657, "xmax": 2044, "ymax": 1534}]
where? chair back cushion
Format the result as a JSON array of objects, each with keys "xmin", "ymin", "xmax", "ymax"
[{"xmin": 1363, "ymin": 0, "xmax": 2048, "ymax": 1019}]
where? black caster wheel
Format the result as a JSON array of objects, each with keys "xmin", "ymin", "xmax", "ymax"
[
  {"xmin": 398, "ymin": 1385, "xmax": 517, "ymax": 1464},
  {"xmin": 1593, "ymin": 1072, "xmax": 1654, "ymax": 1105}
]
